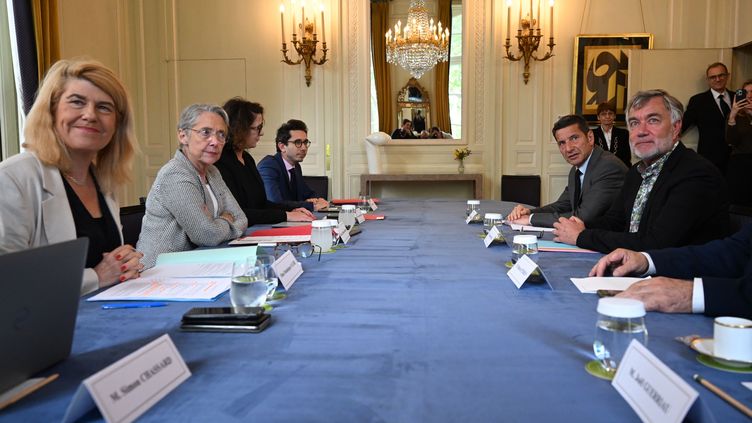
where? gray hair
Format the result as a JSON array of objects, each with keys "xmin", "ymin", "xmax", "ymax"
[
  {"xmin": 177, "ymin": 103, "xmax": 229, "ymax": 131},
  {"xmin": 626, "ymin": 89, "xmax": 684, "ymax": 125}
]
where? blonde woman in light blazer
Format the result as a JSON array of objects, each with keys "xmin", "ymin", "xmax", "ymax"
[{"xmin": 0, "ymin": 59, "xmax": 142, "ymax": 294}]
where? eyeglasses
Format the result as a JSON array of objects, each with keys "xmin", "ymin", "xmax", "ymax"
[
  {"xmin": 274, "ymin": 243, "xmax": 322, "ymax": 261},
  {"xmin": 250, "ymin": 122, "xmax": 264, "ymax": 133},
  {"xmin": 186, "ymin": 127, "xmax": 227, "ymax": 143},
  {"xmin": 707, "ymin": 73, "xmax": 729, "ymax": 81},
  {"xmin": 289, "ymin": 139, "xmax": 312, "ymax": 148}
]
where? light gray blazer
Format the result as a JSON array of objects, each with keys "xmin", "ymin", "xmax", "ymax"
[
  {"xmin": 0, "ymin": 151, "xmax": 123, "ymax": 294},
  {"xmin": 137, "ymin": 149, "xmax": 248, "ymax": 268},
  {"xmin": 530, "ymin": 146, "xmax": 628, "ymax": 228}
]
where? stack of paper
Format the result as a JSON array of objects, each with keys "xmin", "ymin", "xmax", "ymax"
[{"xmin": 570, "ymin": 277, "xmax": 647, "ymax": 294}]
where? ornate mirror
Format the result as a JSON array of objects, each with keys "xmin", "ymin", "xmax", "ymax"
[{"xmin": 396, "ymin": 78, "xmax": 431, "ymax": 137}]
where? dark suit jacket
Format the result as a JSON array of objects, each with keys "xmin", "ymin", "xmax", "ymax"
[
  {"xmin": 530, "ymin": 147, "xmax": 627, "ymax": 227},
  {"xmin": 648, "ymin": 223, "xmax": 752, "ymax": 319},
  {"xmin": 682, "ymin": 89, "xmax": 734, "ymax": 171},
  {"xmin": 577, "ymin": 142, "xmax": 731, "ymax": 253},
  {"xmin": 592, "ymin": 126, "xmax": 631, "ymax": 167},
  {"xmin": 257, "ymin": 152, "xmax": 316, "ymax": 211},
  {"xmin": 214, "ymin": 149, "xmax": 290, "ymax": 225}
]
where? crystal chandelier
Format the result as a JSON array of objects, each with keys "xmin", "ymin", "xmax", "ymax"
[{"xmin": 385, "ymin": 0, "xmax": 450, "ymax": 79}]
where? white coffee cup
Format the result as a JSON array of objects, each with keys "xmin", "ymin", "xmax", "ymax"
[{"xmin": 713, "ymin": 316, "xmax": 752, "ymax": 362}]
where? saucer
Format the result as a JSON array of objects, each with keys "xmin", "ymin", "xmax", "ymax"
[{"xmin": 689, "ymin": 338, "xmax": 752, "ymax": 370}]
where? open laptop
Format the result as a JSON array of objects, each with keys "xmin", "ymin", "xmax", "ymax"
[{"xmin": 0, "ymin": 238, "xmax": 88, "ymax": 399}]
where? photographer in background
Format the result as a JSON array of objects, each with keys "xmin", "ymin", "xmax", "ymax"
[{"xmin": 726, "ymin": 79, "xmax": 752, "ymax": 206}]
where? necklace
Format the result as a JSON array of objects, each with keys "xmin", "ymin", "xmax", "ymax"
[{"xmin": 64, "ymin": 172, "xmax": 88, "ymax": 186}]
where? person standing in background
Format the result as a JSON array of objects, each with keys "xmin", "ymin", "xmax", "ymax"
[{"xmin": 592, "ymin": 102, "xmax": 631, "ymax": 167}]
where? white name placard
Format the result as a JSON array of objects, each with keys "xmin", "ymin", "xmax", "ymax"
[
  {"xmin": 465, "ymin": 210, "xmax": 478, "ymax": 224},
  {"xmin": 483, "ymin": 226, "xmax": 501, "ymax": 248},
  {"xmin": 271, "ymin": 250, "xmax": 304, "ymax": 290},
  {"xmin": 355, "ymin": 212, "xmax": 366, "ymax": 224},
  {"xmin": 340, "ymin": 228, "xmax": 351, "ymax": 244},
  {"xmin": 506, "ymin": 255, "xmax": 537, "ymax": 289},
  {"xmin": 62, "ymin": 334, "xmax": 190, "ymax": 423},
  {"xmin": 612, "ymin": 340, "xmax": 698, "ymax": 423},
  {"xmin": 368, "ymin": 198, "xmax": 378, "ymax": 210}
]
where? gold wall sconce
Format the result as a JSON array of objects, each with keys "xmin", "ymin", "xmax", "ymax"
[
  {"xmin": 503, "ymin": 0, "xmax": 555, "ymax": 84},
  {"xmin": 280, "ymin": 1, "xmax": 328, "ymax": 87}
]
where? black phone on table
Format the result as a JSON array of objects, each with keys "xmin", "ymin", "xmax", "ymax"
[{"xmin": 180, "ymin": 313, "xmax": 271, "ymax": 333}]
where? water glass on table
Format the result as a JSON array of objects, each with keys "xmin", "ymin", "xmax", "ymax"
[
  {"xmin": 255, "ymin": 254, "xmax": 279, "ymax": 301},
  {"xmin": 592, "ymin": 297, "xmax": 648, "ymax": 374},
  {"xmin": 358, "ymin": 194, "xmax": 371, "ymax": 213},
  {"xmin": 230, "ymin": 259, "xmax": 268, "ymax": 309}
]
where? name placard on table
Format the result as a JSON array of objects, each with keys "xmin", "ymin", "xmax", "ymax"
[
  {"xmin": 63, "ymin": 334, "xmax": 190, "ymax": 423},
  {"xmin": 612, "ymin": 340, "xmax": 698, "ymax": 423},
  {"xmin": 271, "ymin": 250, "xmax": 304, "ymax": 290}
]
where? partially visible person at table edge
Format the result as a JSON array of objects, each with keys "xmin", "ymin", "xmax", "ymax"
[
  {"xmin": 590, "ymin": 223, "xmax": 752, "ymax": 320},
  {"xmin": 726, "ymin": 79, "xmax": 752, "ymax": 207},
  {"xmin": 137, "ymin": 104, "xmax": 248, "ymax": 269},
  {"xmin": 0, "ymin": 59, "xmax": 142, "ymax": 295},
  {"xmin": 215, "ymin": 97, "xmax": 314, "ymax": 224}
]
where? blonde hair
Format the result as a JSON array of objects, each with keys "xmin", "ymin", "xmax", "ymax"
[{"xmin": 23, "ymin": 59, "xmax": 138, "ymax": 194}]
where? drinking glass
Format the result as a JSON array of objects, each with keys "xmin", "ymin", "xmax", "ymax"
[
  {"xmin": 466, "ymin": 200, "xmax": 480, "ymax": 217},
  {"xmin": 358, "ymin": 194, "xmax": 371, "ymax": 213},
  {"xmin": 483, "ymin": 213, "xmax": 502, "ymax": 234},
  {"xmin": 255, "ymin": 254, "xmax": 278, "ymax": 301},
  {"xmin": 339, "ymin": 205, "xmax": 357, "ymax": 229},
  {"xmin": 311, "ymin": 220, "xmax": 334, "ymax": 252},
  {"xmin": 230, "ymin": 259, "xmax": 268, "ymax": 309},
  {"xmin": 592, "ymin": 297, "xmax": 648, "ymax": 373},
  {"xmin": 511, "ymin": 235, "xmax": 538, "ymax": 263}
]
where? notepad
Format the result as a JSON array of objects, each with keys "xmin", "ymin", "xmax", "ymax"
[
  {"xmin": 570, "ymin": 277, "xmax": 646, "ymax": 294},
  {"xmin": 155, "ymin": 246, "xmax": 258, "ymax": 266},
  {"xmin": 231, "ymin": 226, "xmax": 312, "ymax": 245}
]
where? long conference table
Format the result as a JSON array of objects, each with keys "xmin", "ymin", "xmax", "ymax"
[{"xmin": 4, "ymin": 199, "xmax": 750, "ymax": 422}]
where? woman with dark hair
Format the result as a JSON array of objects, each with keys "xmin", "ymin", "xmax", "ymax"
[{"xmin": 215, "ymin": 97, "xmax": 314, "ymax": 223}]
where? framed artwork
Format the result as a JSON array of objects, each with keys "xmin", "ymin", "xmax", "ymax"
[{"xmin": 572, "ymin": 34, "xmax": 653, "ymax": 124}]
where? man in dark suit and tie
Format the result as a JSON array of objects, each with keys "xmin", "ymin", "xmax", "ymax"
[
  {"xmin": 590, "ymin": 224, "xmax": 752, "ymax": 320},
  {"xmin": 592, "ymin": 102, "xmax": 631, "ymax": 167},
  {"xmin": 553, "ymin": 89, "xmax": 731, "ymax": 253},
  {"xmin": 258, "ymin": 119, "xmax": 329, "ymax": 212},
  {"xmin": 682, "ymin": 62, "xmax": 735, "ymax": 172},
  {"xmin": 507, "ymin": 114, "xmax": 628, "ymax": 227}
]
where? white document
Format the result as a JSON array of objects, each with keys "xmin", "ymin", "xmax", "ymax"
[
  {"xmin": 272, "ymin": 250, "xmax": 304, "ymax": 290},
  {"xmin": 62, "ymin": 334, "xmax": 190, "ymax": 423},
  {"xmin": 508, "ymin": 223, "xmax": 555, "ymax": 232},
  {"xmin": 506, "ymin": 255, "xmax": 538, "ymax": 289},
  {"xmin": 612, "ymin": 340, "xmax": 698, "ymax": 423},
  {"xmin": 465, "ymin": 210, "xmax": 478, "ymax": 224},
  {"xmin": 87, "ymin": 277, "xmax": 230, "ymax": 302},
  {"xmin": 484, "ymin": 226, "xmax": 501, "ymax": 248},
  {"xmin": 570, "ymin": 277, "xmax": 647, "ymax": 294},
  {"xmin": 139, "ymin": 262, "xmax": 233, "ymax": 279},
  {"xmin": 230, "ymin": 234, "xmax": 311, "ymax": 245}
]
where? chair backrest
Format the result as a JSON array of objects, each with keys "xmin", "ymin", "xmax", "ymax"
[
  {"xmin": 501, "ymin": 175, "xmax": 541, "ymax": 207},
  {"xmin": 120, "ymin": 204, "xmax": 145, "ymax": 246},
  {"xmin": 303, "ymin": 175, "xmax": 329, "ymax": 199}
]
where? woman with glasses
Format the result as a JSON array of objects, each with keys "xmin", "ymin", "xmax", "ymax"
[
  {"xmin": 0, "ymin": 59, "xmax": 142, "ymax": 294},
  {"xmin": 726, "ymin": 80, "xmax": 752, "ymax": 206},
  {"xmin": 136, "ymin": 104, "xmax": 248, "ymax": 268},
  {"xmin": 215, "ymin": 97, "xmax": 314, "ymax": 224}
]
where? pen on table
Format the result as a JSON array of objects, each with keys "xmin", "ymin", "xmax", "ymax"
[
  {"xmin": 693, "ymin": 374, "xmax": 752, "ymax": 418},
  {"xmin": 101, "ymin": 302, "xmax": 167, "ymax": 310}
]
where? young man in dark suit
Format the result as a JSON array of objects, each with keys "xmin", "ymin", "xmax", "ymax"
[
  {"xmin": 257, "ymin": 119, "xmax": 329, "ymax": 212},
  {"xmin": 590, "ymin": 223, "xmax": 752, "ymax": 320},
  {"xmin": 553, "ymin": 89, "xmax": 731, "ymax": 253},
  {"xmin": 507, "ymin": 114, "xmax": 627, "ymax": 227},
  {"xmin": 682, "ymin": 62, "xmax": 735, "ymax": 172},
  {"xmin": 592, "ymin": 102, "xmax": 631, "ymax": 167}
]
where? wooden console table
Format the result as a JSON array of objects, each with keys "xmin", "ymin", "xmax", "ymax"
[{"xmin": 360, "ymin": 173, "xmax": 483, "ymax": 199}]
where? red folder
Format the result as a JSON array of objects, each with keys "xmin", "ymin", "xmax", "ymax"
[
  {"xmin": 250, "ymin": 225, "xmax": 312, "ymax": 237},
  {"xmin": 331, "ymin": 198, "xmax": 381, "ymax": 205}
]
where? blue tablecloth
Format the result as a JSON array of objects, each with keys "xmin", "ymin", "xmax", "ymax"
[{"xmin": 3, "ymin": 199, "xmax": 750, "ymax": 422}]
